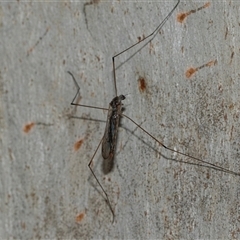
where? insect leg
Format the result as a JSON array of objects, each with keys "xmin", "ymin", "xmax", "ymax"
[
  {"xmin": 88, "ymin": 137, "xmax": 115, "ymax": 223},
  {"xmin": 112, "ymin": 0, "xmax": 180, "ymax": 96},
  {"xmin": 122, "ymin": 113, "xmax": 240, "ymax": 177}
]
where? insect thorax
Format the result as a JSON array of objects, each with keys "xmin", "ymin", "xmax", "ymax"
[{"xmin": 110, "ymin": 95, "xmax": 125, "ymax": 110}]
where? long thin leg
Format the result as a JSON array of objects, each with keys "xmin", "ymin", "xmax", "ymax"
[
  {"xmin": 112, "ymin": 0, "xmax": 180, "ymax": 96},
  {"xmin": 68, "ymin": 71, "xmax": 115, "ymax": 221},
  {"xmin": 88, "ymin": 137, "xmax": 115, "ymax": 223},
  {"xmin": 68, "ymin": 71, "xmax": 109, "ymax": 111},
  {"xmin": 122, "ymin": 113, "xmax": 240, "ymax": 176}
]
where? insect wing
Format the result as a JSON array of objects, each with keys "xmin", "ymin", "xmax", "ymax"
[
  {"xmin": 102, "ymin": 104, "xmax": 121, "ymax": 174},
  {"xmin": 102, "ymin": 106, "xmax": 113, "ymax": 160}
]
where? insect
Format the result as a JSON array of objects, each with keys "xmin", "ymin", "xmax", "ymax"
[{"xmin": 69, "ymin": 0, "xmax": 240, "ymax": 222}]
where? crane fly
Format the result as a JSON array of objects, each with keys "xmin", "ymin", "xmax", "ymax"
[{"xmin": 68, "ymin": 0, "xmax": 240, "ymax": 223}]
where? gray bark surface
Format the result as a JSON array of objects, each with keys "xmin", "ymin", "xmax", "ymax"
[{"xmin": 1, "ymin": 1, "xmax": 240, "ymax": 239}]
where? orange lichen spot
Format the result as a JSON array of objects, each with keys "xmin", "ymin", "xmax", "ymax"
[
  {"xmin": 177, "ymin": 2, "xmax": 210, "ymax": 23},
  {"xmin": 23, "ymin": 122, "xmax": 35, "ymax": 133},
  {"xmin": 198, "ymin": 59, "xmax": 217, "ymax": 70},
  {"xmin": 206, "ymin": 60, "xmax": 217, "ymax": 67},
  {"xmin": 75, "ymin": 212, "xmax": 85, "ymax": 223},
  {"xmin": 74, "ymin": 139, "xmax": 84, "ymax": 151},
  {"xmin": 186, "ymin": 59, "xmax": 217, "ymax": 79},
  {"xmin": 185, "ymin": 67, "xmax": 197, "ymax": 78},
  {"xmin": 138, "ymin": 76, "xmax": 147, "ymax": 93},
  {"xmin": 177, "ymin": 13, "xmax": 188, "ymax": 23}
]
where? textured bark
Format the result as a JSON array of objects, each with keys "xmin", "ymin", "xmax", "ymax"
[{"xmin": 1, "ymin": 1, "xmax": 240, "ymax": 239}]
